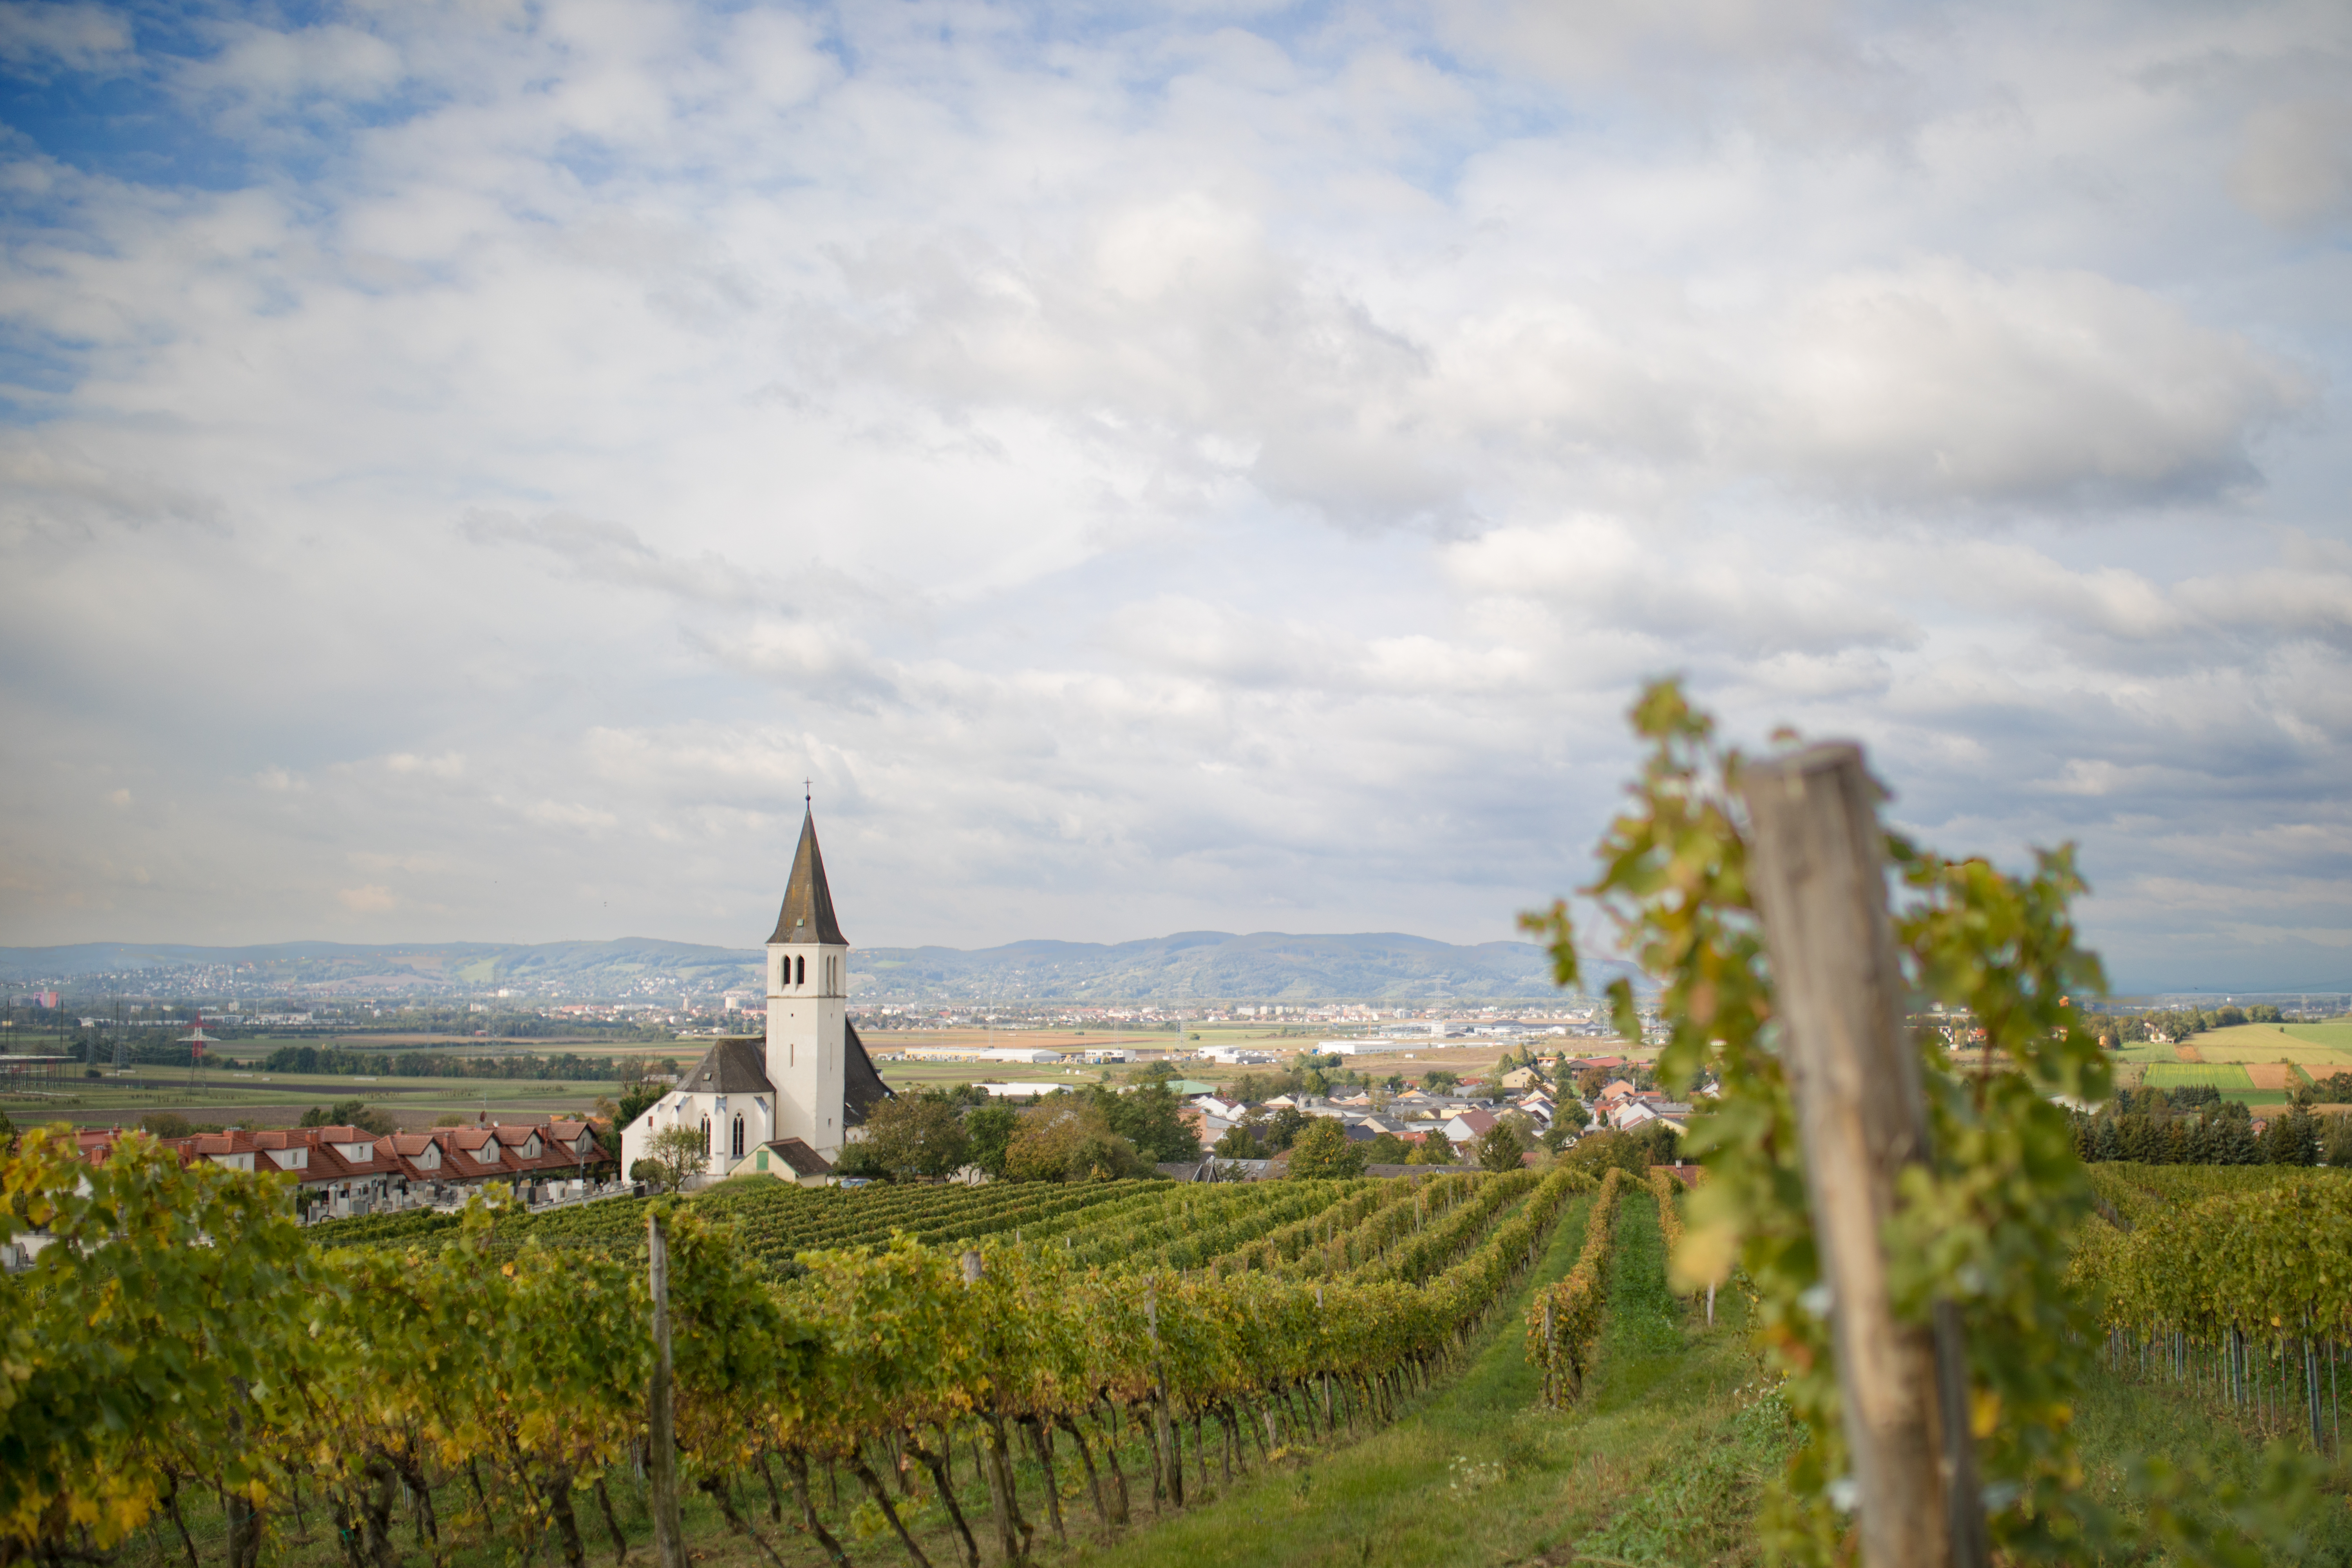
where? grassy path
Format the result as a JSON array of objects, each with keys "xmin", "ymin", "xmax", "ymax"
[{"xmin": 1069, "ymin": 1188, "xmax": 1787, "ymax": 1568}]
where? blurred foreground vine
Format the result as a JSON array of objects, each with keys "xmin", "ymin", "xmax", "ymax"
[{"xmin": 1522, "ymin": 678, "xmax": 2327, "ymax": 1564}]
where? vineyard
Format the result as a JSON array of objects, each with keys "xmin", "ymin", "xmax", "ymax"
[
  {"xmin": 2, "ymin": 1128, "xmax": 1632, "ymax": 1568},
  {"xmin": 2071, "ymin": 1163, "xmax": 2351, "ymax": 1452},
  {"xmin": 299, "ymin": 1172, "xmax": 1529, "ymax": 1276},
  {"xmin": 11, "ymin": 1135, "xmax": 2352, "ymax": 1567}
]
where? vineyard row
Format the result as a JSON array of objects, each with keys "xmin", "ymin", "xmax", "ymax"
[{"xmin": 4, "ymin": 1129, "xmax": 1598, "ymax": 1564}]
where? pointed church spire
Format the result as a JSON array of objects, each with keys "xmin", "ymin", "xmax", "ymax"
[{"xmin": 768, "ymin": 807, "xmax": 847, "ymax": 946}]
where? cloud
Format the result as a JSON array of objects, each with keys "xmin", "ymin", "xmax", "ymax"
[
  {"xmin": 0, "ymin": 0, "xmax": 2344, "ymax": 990},
  {"xmin": 173, "ymin": 21, "xmax": 405, "ymax": 119},
  {"xmin": 2231, "ymin": 100, "xmax": 2352, "ymax": 228},
  {"xmin": 337, "ymin": 884, "xmax": 398, "ymax": 914},
  {"xmin": 461, "ymin": 511, "xmax": 768, "ymax": 609},
  {"xmin": 385, "ymin": 753, "xmax": 466, "ymax": 779},
  {"xmin": 0, "ymin": 3, "xmax": 132, "ymax": 77},
  {"xmin": 1754, "ymin": 265, "xmax": 2315, "ymax": 506}
]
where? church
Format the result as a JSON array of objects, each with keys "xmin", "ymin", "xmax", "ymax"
[{"xmin": 618, "ymin": 808, "xmax": 892, "ymax": 1184}]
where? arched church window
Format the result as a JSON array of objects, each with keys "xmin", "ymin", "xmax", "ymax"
[
  {"xmin": 796, "ymin": 955, "xmax": 806, "ymax": 986},
  {"xmin": 699, "ymin": 1116, "xmax": 709, "ymax": 1154},
  {"xmin": 732, "ymin": 1115, "xmax": 745, "ymax": 1159}
]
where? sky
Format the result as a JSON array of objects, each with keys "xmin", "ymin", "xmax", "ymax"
[{"xmin": 0, "ymin": 0, "xmax": 2346, "ymax": 993}]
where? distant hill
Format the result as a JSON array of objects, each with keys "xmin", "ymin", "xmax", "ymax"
[{"xmin": 0, "ymin": 931, "xmax": 1618, "ymax": 1003}]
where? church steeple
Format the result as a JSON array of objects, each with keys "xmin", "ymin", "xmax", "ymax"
[{"xmin": 768, "ymin": 808, "xmax": 846, "ymax": 946}]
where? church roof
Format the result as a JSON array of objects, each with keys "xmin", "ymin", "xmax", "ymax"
[
  {"xmin": 684, "ymin": 1036, "xmax": 776, "ymax": 1095},
  {"xmin": 843, "ymin": 1021, "xmax": 893, "ymax": 1127},
  {"xmin": 761, "ymin": 1138, "xmax": 835, "ymax": 1177},
  {"xmin": 768, "ymin": 809, "xmax": 847, "ymax": 946}
]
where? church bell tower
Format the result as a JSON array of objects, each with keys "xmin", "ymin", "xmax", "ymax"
[{"xmin": 765, "ymin": 807, "xmax": 849, "ymax": 1158}]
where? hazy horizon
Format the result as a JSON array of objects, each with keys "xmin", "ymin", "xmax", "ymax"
[{"xmin": 2, "ymin": 1, "xmax": 2347, "ymax": 993}]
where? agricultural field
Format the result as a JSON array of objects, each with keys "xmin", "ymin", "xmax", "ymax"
[
  {"xmin": 2185, "ymin": 1022, "xmax": 2352, "ymax": 1067},
  {"xmin": 2142, "ymin": 1062, "xmax": 2257, "ymax": 1091},
  {"xmin": 0, "ymin": 1044, "xmax": 626, "ymax": 1128},
  {"xmin": 874, "ymin": 1058, "xmax": 1108, "ymax": 1094},
  {"xmin": 0, "ymin": 1054, "xmax": 616, "ymax": 1129}
]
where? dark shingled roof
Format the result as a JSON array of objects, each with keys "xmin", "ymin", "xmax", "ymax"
[
  {"xmin": 761, "ymin": 1138, "xmax": 834, "ymax": 1177},
  {"xmin": 768, "ymin": 809, "xmax": 847, "ymax": 946},
  {"xmin": 843, "ymin": 1020, "xmax": 892, "ymax": 1126},
  {"xmin": 685, "ymin": 1036, "xmax": 776, "ymax": 1095}
]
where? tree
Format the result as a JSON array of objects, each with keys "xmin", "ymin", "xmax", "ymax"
[
  {"xmin": 2325, "ymin": 1112, "xmax": 2352, "ymax": 1168},
  {"xmin": 1555, "ymin": 1097, "xmax": 1591, "ymax": 1134},
  {"xmin": 964, "ymin": 1102, "xmax": 1019, "ymax": 1177},
  {"xmin": 1287, "ymin": 1117, "xmax": 1367, "ymax": 1179},
  {"xmin": 1262, "ymin": 1104, "xmax": 1311, "ymax": 1152},
  {"xmin": 2261, "ymin": 1109, "xmax": 2319, "ymax": 1167},
  {"xmin": 2214, "ymin": 1115, "xmax": 2260, "ymax": 1165},
  {"xmin": 137, "ymin": 1111, "xmax": 195, "ymax": 1140},
  {"xmin": 1421, "ymin": 1070, "xmax": 1460, "ymax": 1094},
  {"xmin": 859, "ymin": 1094, "xmax": 973, "ymax": 1182},
  {"xmin": 645, "ymin": 1123, "xmax": 709, "ymax": 1192},
  {"xmin": 1096, "ymin": 1081, "xmax": 1202, "ymax": 1163},
  {"xmin": 1474, "ymin": 1121, "xmax": 1525, "ymax": 1172},
  {"xmin": 1361, "ymin": 1131, "xmax": 1411, "ymax": 1165},
  {"xmin": 1562, "ymin": 1128, "xmax": 1646, "ymax": 1179},
  {"xmin": 1004, "ymin": 1098, "xmax": 1148, "ymax": 1182},
  {"xmin": 1213, "ymin": 1124, "xmax": 1264, "ymax": 1159},
  {"xmin": 1629, "ymin": 1118, "xmax": 1683, "ymax": 1168},
  {"xmin": 301, "ymin": 1099, "xmax": 396, "ymax": 1135}
]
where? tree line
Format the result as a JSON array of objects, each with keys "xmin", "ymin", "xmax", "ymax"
[
  {"xmin": 2072, "ymin": 1085, "xmax": 2351, "ymax": 1167},
  {"xmin": 261, "ymin": 1044, "xmax": 618, "ymax": 1080}
]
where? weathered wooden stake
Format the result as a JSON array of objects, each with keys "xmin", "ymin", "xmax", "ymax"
[
  {"xmin": 646, "ymin": 1212, "xmax": 686, "ymax": 1568},
  {"xmin": 1741, "ymin": 743, "xmax": 1986, "ymax": 1568}
]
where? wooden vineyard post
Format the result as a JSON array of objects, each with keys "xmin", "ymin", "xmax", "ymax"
[
  {"xmin": 647, "ymin": 1211, "xmax": 685, "ymax": 1568},
  {"xmin": 1741, "ymin": 743, "xmax": 1987, "ymax": 1568}
]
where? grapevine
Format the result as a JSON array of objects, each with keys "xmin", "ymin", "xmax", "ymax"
[
  {"xmin": 1527, "ymin": 1167, "xmax": 1628, "ymax": 1405},
  {"xmin": 1, "ymin": 1128, "xmax": 1597, "ymax": 1563}
]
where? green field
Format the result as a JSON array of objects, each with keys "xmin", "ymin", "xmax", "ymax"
[
  {"xmin": 0, "ymin": 1060, "xmax": 611, "ymax": 1129},
  {"xmin": 2143, "ymin": 1063, "xmax": 2256, "ymax": 1091},
  {"xmin": 2187, "ymin": 1022, "xmax": 2352, "ymax": 1067}
]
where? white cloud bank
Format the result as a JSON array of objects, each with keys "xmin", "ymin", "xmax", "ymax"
[{"xmin": 0, "ymin": 0, "xmax": 2348, "ymax": 991}]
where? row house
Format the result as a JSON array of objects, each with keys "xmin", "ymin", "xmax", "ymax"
[{"xmin": 75, "ymin": 1119, "xmax": 611, "ymax": 1210}]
